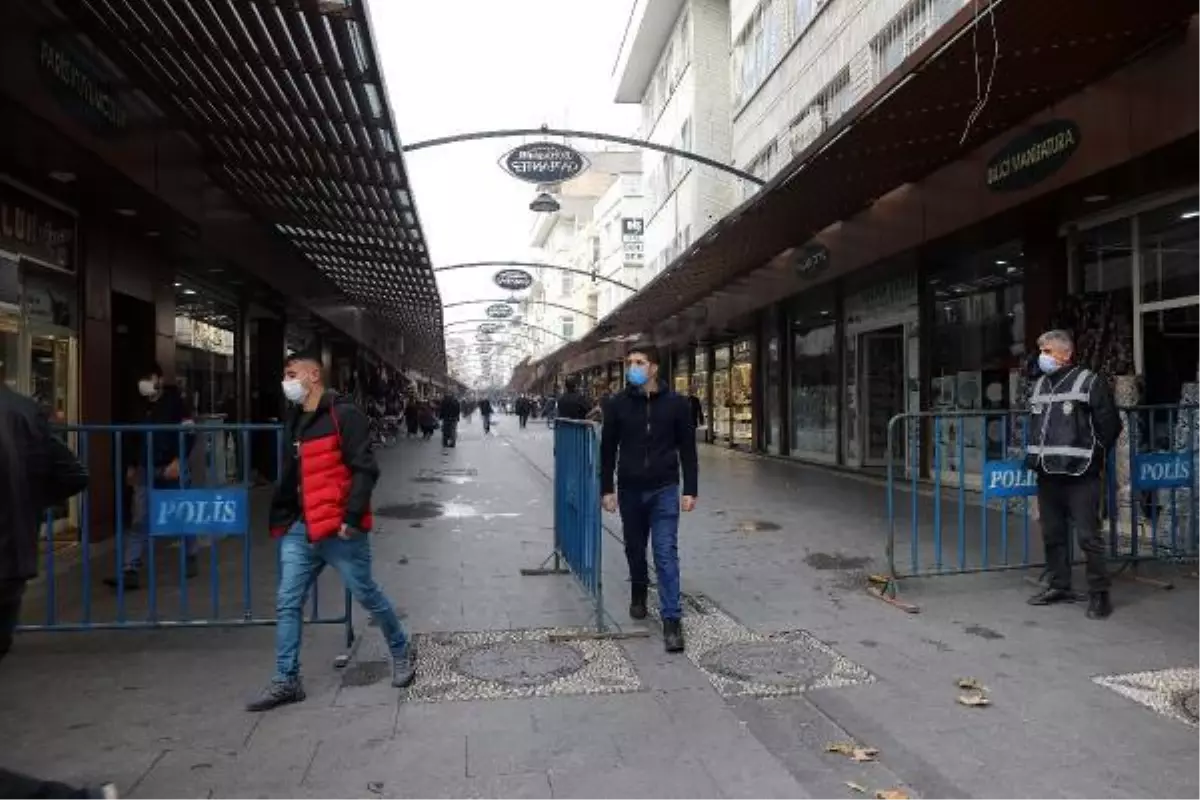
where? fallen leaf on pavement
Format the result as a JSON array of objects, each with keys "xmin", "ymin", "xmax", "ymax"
[
  {"xmin": 825, "ymin": 741, "xmax": 879, "ymax": 761},
  {"xmin": 957, "ymin": 692, "xmax": 991, "ymax": 707},
  {"xmin": 875, "ymin": 790, "xmax": 910, "ymax": 800},
  {"xmin": 845, "ymin": 781, "xmax": 868, "ymax": 794}
]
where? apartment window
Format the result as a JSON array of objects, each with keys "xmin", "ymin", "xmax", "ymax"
[
  {"xmin": 561, "ymin": 271, "xmax": 574, "ymax": 295},
  {"xmin": 678, "ymin": 9, "xmax": 691, "ymax": 67},
  {"xmin": 794, "ymin": 0, "xmax": 815, "ymax": 34},
  {"xmin": 733, "ymin": 0, "xmax": 789, "ymax": 108},
  {"xmin": 561, "ymin": 316, "xmax": 575, "ymax": 339},
  {"xmin": 590, "ymin": 235, "xmax": 600, "ymax": 267}
]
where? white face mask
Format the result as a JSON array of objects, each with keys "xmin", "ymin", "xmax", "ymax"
[
  {"xmin": 138, "ymin": 379, "xmax": 158, "ymax": 398},
  {"xmin": 281, "ymin": 379, "xmax": 308, "ymax": 404}
]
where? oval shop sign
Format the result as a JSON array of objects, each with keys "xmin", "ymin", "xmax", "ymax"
[
  {"xmin": 790, "ymin": 241, "xmax": 830, "ymax": 279},
  {"xmin": 986, "ymin": 119, "xmax": 1080, "ymax": 192},
  {"xmin": 494, "ymin": 268, "xmax": 534, "ymax": 292},
  {"xmin": 478, "ymin": 321, "xmax": 504, "ymax": 334},
  {"xmin": 486, "ymin": 303, "xmax": 515, "ymax": 319},
  {"xmin": 499, "ymin": 141, "xmax": 590, "ymax": 185}
]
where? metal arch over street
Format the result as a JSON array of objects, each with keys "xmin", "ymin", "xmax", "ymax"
[
  {"xmin": 402, "ymin": 126, "xmax": 766, "ymax": 186},
  {"xmin": 433, "ymin": 261, "xmax": 639, "ymax": 293},
  {"xmin": 443, "ymin": 318, "xmax": 572, "ymax": 342},
  {"xmin": 442, "ymin": 298, "xmax": 598, "ymax": 321}
]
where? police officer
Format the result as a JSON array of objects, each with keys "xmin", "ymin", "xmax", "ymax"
[{"xmin": 1026, "ymin": 329, "xmax": 1121, "ymax": 619}]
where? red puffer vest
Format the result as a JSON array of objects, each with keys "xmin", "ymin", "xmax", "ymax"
[{"xmin": 296, "ymin": 406, "xmax": 373, "ymax": 542}]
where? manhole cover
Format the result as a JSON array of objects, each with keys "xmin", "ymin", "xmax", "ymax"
[
  {"xmin": 804, "ymin": 552, "xmax": 871, "ymax": 571},
  {"xmin": 453, "ymin": 641, "xmax": 585, "ymax": 687},
  {"xmin": 341, "ymin": 660, "xmax": 390, "ymax": 687},
  {"xmin": 1179, "ymin": 690, "xmax": 1199, "ymax": 722},
  {"xmin": 735, "ymin": 520, "xmax": 781, "ymax": 533},
  {"xmin": 699, "ymin": 640, "xmax": 835, "ymax": 687},
  {"xmin": 375, "ymin": 501, "xmax": 441, "ymax": 520}
]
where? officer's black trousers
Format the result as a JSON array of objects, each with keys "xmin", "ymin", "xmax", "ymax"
[{"xmin": 1038, "ymin": 474, "xmax": 1111, "ymax": 592}]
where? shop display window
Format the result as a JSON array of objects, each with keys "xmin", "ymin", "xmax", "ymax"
[
  {"xmin": 731, "ymin": 339, "xmax": 754, "ymax": 447},
  {"xmin": 712, "ymin": 345, "xmax": 731, "ymax": 443},
  {"xmin": 673, "ymin": 350, "xmax": 690, "ymax": 395},
  {"xmin": 930, "ymin": 241, "xmax": 1025, "ymax": 479},
  {"xmin": 693, "ymin": 349, "xmax": 710, "ymax": 435},
  {"xmin": 790, "ymin": 322, "xmax": 837, "ymax": 459}
]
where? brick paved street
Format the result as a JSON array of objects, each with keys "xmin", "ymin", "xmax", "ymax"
[{"xmin": 2, "ymin": 418, "xmax": 1196, "ymax": 798}]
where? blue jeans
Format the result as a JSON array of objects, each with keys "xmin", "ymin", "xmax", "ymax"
[
  {"xmin": 275, "ymin": 524, "xmax": 408, "ymax": 681},
  {"xmin": 124, "ymin": 470, "xmax": 199, "ymax": 570},
  {"xmin": 618, "ymin": 485, "xmax": 682, "ymax": 620}
]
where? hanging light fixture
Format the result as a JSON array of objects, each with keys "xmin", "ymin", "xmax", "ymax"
[{"xmin": 529, "ymin": 192, "xmax": 560, "ymax": 213}]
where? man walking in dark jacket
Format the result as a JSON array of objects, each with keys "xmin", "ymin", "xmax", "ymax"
[
  {"xmin": 246, "ymin": 352, "xmax": 413, "ymax": 712},
  {"xmin": 556, "ymin": 378, "xmax": 591, "ymax": 422},
  {"xmin": 104, "ymin": 363, "xmax": 198, "ymax": 590},
  {"xmin": 1, "ymin": 385, "xmax": 113, "ymax": 798},
  {"xmin": 438, "ymin": 393, "xmax": 461, "ymax": 448},
  {"xmin": 600, "ymin": 344, "xmax": 698, "ymax": 653}
]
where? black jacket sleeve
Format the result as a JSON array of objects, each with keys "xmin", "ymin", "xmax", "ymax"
[
  {"xmin": 676, "ymin": 396, "xmax": 699, "ymax": 497},
  {"xmin": 42, "ymin": 418, "xmax": 88, "ymax": 506},
  {"xmin": 600, "ymin": 397, "xmax": 619, "ymax": 495},
  {"xmin": 267, "ymin": 411, "xmax": 300, "ymax": 533},
  {"xmin": 1090, "ymin": 377, "xmax": 1122, "ymax": 453},
  {"xmin": 337, "ymin": 402, "xmax": 380, "ymax": 530}
]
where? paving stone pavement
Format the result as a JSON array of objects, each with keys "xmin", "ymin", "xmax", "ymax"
[{"xmin": 1, "ymin": 416, "xmax": 1196, "ymax": 798}]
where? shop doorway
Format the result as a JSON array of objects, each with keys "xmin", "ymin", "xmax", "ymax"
[{"xmin": 861, "ymin": 326, "xmax": 906, "ymax": 467}]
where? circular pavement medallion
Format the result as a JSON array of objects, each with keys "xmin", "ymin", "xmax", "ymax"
[
  {"xmin": 453, "ymin": 641, "xmax": 585, "ymax": 687},
  {"xmin": 699, "ymin": 640, "xmax": 835, "ymax": 687},
  {"xmin": 1179, "ymin": 690, "xmax": 1199, "ymax": 723}
]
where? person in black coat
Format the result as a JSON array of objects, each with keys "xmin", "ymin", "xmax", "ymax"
[
  {"xmin": 556, "ymin": 378, "xmax": 591, "ymax": 422},
  {"xmin": 0, "ymin": 385, "xmax": 110, "ymax": 798},
  {"xmin": 438, "ymin": 393, "xmax": 461, "ymax": 448}
]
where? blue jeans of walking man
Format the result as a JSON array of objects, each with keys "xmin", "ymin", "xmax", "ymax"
[
  {"xmin": 618, "ymin": 485, "xmax": 682, "ymax": 620},
  {"xmin": 274, "ymin": 523, "xmax": 407, "ymax": 682}
]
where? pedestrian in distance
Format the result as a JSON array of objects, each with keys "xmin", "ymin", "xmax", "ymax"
[
  {"xmin": 479, "ymin": 396, "xmax": 494, "ymax": 435},
  {"xmin": 600, "ymin": 343, "xmax": 698, "ymax": 653},
  {"xmin": 516, "ymin": 396, "xmax": 531, "ymax": 429},
  {"xmin": 556, "ymin": 377, "xmax": 591, "ymax": 422},
  {"xmin": 104, "ymin": 362, "xmax": 199, "ymax": 591},
  {"xmin": 418, "ymin": 401, "xmax": 438, "ymax": 441},
  {"xmin": 246, "ymin": 351, "xmax": 415, "ymax": 713},
  {"xmin": 439, "ymin": 392, "xmax": 461, "ymax": 448},
  {"xmin": 1, "ymin": 384, "xmax": 116, "ymax": 798},
  {"xmin": 403, "ymin": 395, "xmax": 420, "ymax": 438},
  {"xmin": 1026, "ymin": 329, "xmax": 1121, "ymax": 619}
]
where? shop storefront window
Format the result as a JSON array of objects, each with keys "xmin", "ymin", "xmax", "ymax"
[
  {"xmin": 673, "ymin": 350, "xmax": 690, "ymax": 395},
  {"xmin": 731, "ymin": 339, "xmax": 754, "ymax": 448},
  {"xmin": 175, "ymin": 281, "xmax": 238, "ymax": 418},
  {"xmin": 1139, "ymin": 197, "xmax": 1199, "ymax": 305},
  {"xmin": 791, "ymin": 321, "xmax": 837, "ymax": 460},
  {"xmin": 712, "ymin": 345, "xmax": 731, "ymax": 444},
  {"xmin": 693, "ymin": 349, "xmax": 710, "ymax": 438},
  {"xmin": 930, "ymin": 242, "xmax": 1025, "ymax": 480}
]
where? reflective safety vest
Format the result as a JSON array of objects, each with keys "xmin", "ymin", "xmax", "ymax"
[{"xmin": 1028, "ymin": 366, "xmax": 1100, "ymax": 477}]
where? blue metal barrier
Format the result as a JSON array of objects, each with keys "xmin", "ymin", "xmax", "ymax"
[
  {"xmin": 18, "ymin": 423, "xmax": 353, "ymax": 648},
  {"xmin": 552, "ymin": 419, "xmax": 605, "ymax": 631},
  {"xmin": 877, "ymin": 405, "xmax": 1198, "ymax": 608}
]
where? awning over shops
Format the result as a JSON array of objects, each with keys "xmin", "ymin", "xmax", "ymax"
[
  {"xmin": 62, "ymin": 0, "xmax": 443, "ymax": 369},
  {"xmin": 545, "ymin": 0, "xmax": 1198, "ymax": 371}
]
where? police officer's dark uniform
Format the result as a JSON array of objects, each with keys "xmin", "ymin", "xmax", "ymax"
[{"xmin": 1026, "ymin": 363, "xmax": 1121, "ymax": 618}]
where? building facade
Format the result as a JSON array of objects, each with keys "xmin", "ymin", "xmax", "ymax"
[{"xmin": 613, "ymin": 0, "xmax": 738, "ymax": 278}]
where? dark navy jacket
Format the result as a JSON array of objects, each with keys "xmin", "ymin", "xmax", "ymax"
[{"xmin": 599, "ymin": 381, "xmax": 698, "ymax": 497}]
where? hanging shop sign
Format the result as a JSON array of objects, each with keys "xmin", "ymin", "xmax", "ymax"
[
  {"xmin": 486, "ymin": 303, "xmax": 515, "ymax": 319},
  {"xmin": 0, "ymin": 181, "xmax": 76, "ymax": 271},
  {"xmin": 621, "ymin": 218, "xmax": 644, "ymax": 265},
  {"xmin": 499, "ymin": 142, "xmax": 590, "ymax": 185},
  {"xmin": 38, "ymin": 37, "xmax": 129, "ymax": 135},
  {"xmin": 478, "ymin": 322, "xmax": 504, "ymax": 334},
  {"xmin": 789, "ymin": 241, "xmax": 830, "ymax": 278},
  {"xmin": 475, "ymin": 332, "xmax": 493, "ymax": 343},
  {"xmin": 494, "ymin": 269, "xmax": 534, "ymax": 291},
  {"xmin": 985, "ymin": 119, "xmax": 1080, "ymax": 192}
]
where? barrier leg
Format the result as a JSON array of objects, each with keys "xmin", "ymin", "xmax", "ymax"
[{"xmin": 865, "ymin": 573, "xmax": 920, "ymax": 614}]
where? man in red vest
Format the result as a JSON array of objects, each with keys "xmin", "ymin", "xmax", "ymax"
[{"xmin": 247, "ymin": 351, "xmax": 414, "ymax": 712}]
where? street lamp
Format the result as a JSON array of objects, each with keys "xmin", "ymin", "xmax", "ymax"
[{"xmin": 529, "ymin": 192, "xmax": 560, "ymax": 213}]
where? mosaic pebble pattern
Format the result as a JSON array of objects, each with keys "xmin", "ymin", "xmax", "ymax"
[
  {"xmin": 1093, "ymin": 666, "xmax": 1199, "ymax": 728},
  {"xmin": 653, "ymin": 591, "xmax": 874, "ymax": 698},
  {"xmin": 403, "ymin": 628, "xmax": 642, "ymax": 704}
]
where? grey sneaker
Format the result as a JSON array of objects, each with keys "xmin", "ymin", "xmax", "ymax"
[
  {"xmin": 85, "ymin": 784, "xmax": 119, "ymax": 799},
  {"xmin": 245, "ymin": 678, "xmax": 306, "ymax": 712},
  {"xmin": 392, "ymin": 643, "xmax": 417, "ymax": 688}
]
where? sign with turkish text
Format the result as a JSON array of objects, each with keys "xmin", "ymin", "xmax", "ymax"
[
  {"xmin": 621, "ymin": 217, "xmax": 644, "ymax": 264},
  {"xmin": 986, "ymin": 119, "xmax": 1080, "ymax": 192},
  {"xmin": 499, "ymin": 142, "xmax": 590, "ymax": 184},
  {"xmin": 486, "ymin": 303, "xmax": 514, "ymax": 319},
  {"xmin": 148, "ymin": 489, "xmax": 250, "ymax": 536},
  {"xmin": 38, "ymin": 37, "xmax": 129, "ymax": 135},
  {"xmin": 0, "ymin": 180, "xmax": 76, "ymax": 271},
  {"xmin": 478, "ymin": 322, "xmax": 504, "ymax": 334},
  {"xmin": 1131, "ymin": 451, "xmax": 1195, "ymax": 490},
  {"xmin": 790, "ymin": 241, "xmax": 830, "ymax": 278},
  {"xmin": 494, "ymin": 268, "xmax": 534, "ymax": 291},
  {"xmin": 982, "ymin": 460, "xmax": 1039, "ymax": 498}
]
